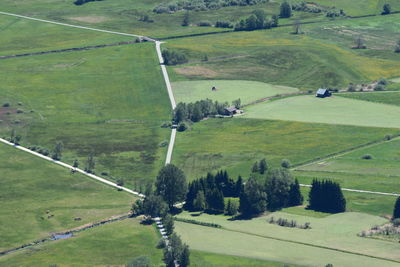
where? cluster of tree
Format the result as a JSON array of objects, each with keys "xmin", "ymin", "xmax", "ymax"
[
  {"xmin": 251, "ymin": 158, "xmax": 268, "ymax": 174},
  {"xmin": 240, "ymin": 169, "xmax": 303, "ymax": 217},
  {"xmin": 215, "ymin": 20, "xmax": 233, "ymax": 28},
  {"xmin": 173, "ymin": 98, "xmax": 240, "ymax": 124},
  {"xmin": 153, "ymin": 0, "xmax": 268, "ymax": 14},
  {"xmin": 162, "ymin": 50, "xmax": 188, "ymax": 65},
  {"xmin": 164, "ymin": 233, "xmax": 190, "ymax": 267},
  {"xmin": 326, "ymin": 8, "xmax": 346, "ymax": 18},
  {"xmin": 268, "ymin": 217, "xmax": 311, "ymax": 229},
  {"xmin": 138, "ymin": 14, "xmax": 154, "ymax": 23},
  {"xmin": 382, "ymin": 3, "xmax": 391, "ymax": 15},
  {"xmin": 184, "ymin": 170, "xmax": 243, "ymax": 214},
  {"xmin": 308, "ymin": 179, "xmax": 346, "ymax": 213},
  {"xmin": 28, "ymin": 145, "xmax": 50, "ymax": 156},
  {"xmin": 74, "ymin": 0, "xmax": 103, "ymax": 6},
  {"xmin": 235, "ymin": 10, "xmax": 278, "ymax": 31},
  {"xmin": 394, "ymin": 196, "xmax": 400, "ymax": 220},
  {"xmin": 9, "ymin": 129, "xmax": 22, "ymax": 145},
  {"xmin": 52, "ymin": 141, "xmax": 63, "ymax": 160},
  {"xmin": 280, "ymin": 1, "xmax": 292, "ymax": 18},
  {"xmin": 291, "ymin": 2, "xmax": 323, "ymax": 13}
]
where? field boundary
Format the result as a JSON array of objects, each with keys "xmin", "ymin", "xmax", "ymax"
[{"xmin": 0, "ymin": 41, "xmax": 138, "ymax": 59}]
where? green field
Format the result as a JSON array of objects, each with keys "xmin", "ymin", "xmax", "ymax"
[
  {"xmin": 0, "ymin": 218, "xmax": 163, "ymax": 266},
  {"xmin": 172, "ymin": 80, "xmax": 298, "ymax": 105},
  {"xmin": 0, "ymin": 143, "xmax": 135, "ymax": 251},
  {"xmin": 0, "ymin": 44, "xmax": 171, "ymax": 187},
  {"xmin": 0, "ymin": 14, "xmax": 133, "ymax": 56},
  {"xmin": 172, "ymin": 117, "xmax": 397, "ymax": 180},
  {"xmin": 166, "ymin": 14, "xmax": 400, "ymax": 89},
  {"xmin": 174, "ymin": 211, "xmax": 400, "ymax": 267},
  {"xmin": 244, "ymin": 95, "xmax": 400, "ymax": 128},
  {"xmin": 339, "ymin": 91, "xmax": 400, "ymax": 106},
  {"xmin": 190, "ymin": 250, "xmax": 304, "ymax": 267}
]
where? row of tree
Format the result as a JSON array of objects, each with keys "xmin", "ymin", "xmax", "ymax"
[
  {"xmin": 308, "ymin": 180, "xmax": 346, "ymax": 213},
  {"xmin": 235, "ymin": 10, "xmax": 278, "ymax": 31},
  {"xmin": 74, "ymin": 0, "xmax": 103, "ymax": 6},
  {"xmin": 162, "ymin": 50, "xmax": 188, "ymax": 65}
]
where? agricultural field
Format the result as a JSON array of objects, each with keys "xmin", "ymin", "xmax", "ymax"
[
  {"xmin": 0, "ymin": 218, "xmax": 163, "ymax": 267},
  {"xmin": 0, "ymin": 142, "xmax": 135, "ymax": 251},
  {"xmin": 166, "ymin": 14, "xmax": 400, "ymax": 90},
  {"xmin": 0, "ymin": 43, "xmax": 171, "ymax": 188},
  {"xmin": 0, "ymin": 14, "xmax": 133, "ymax": 56},
  {"xmin": 339, "ymin": 91, "xmax": 400, "ymax": 106},
  {"xmin": 174, "ymin": 210, "xmax": 400, "ymax": 267},
  {"xmin": 172, "ymin": 80, "xmax": 298, "ymax": 105},
  {"xmin": 244, "ymin": 95, "xmax": 400, "ymax": 128},
  {"xmin": 172, "ymin": 117, "xmax": 397, "ymax": 180}
]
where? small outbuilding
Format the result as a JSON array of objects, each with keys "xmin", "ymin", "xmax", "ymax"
[
  {"xmin": 316, "ymin": 88, "xmax": 331, "ymax": 98},
  {"xmin": 224, "ymin": 106, "xmax": 237, "ymax": 116}
]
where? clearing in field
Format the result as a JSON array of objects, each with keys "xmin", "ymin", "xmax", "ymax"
[
  {"xmin": 172, "ymin": 118, "xmax": 396, "ymax": 180},
  {"xmin": 172, "ymin": 80, "xmax": 298, "ymax": 105},
  {"xmin": 174, "ymin": 211, "xmax": 400, "ymax": 267},
  {"xmin": 0, "ymin": 143, "xmax": 135, "ymax": 251},
  {"xmin": 0, "ymin": 14, "xmax": 133, "ymax": 56},
  {"xmin": 244, "ymin": 95, "xmax": 400, "ymax": 128},
  {"xmin": 0, "ymin": 44, "xmax": 171, "ymax": 187},
  {"xmin": 0, "ymin": 218, "xmax": 163, "ymax": 266}
]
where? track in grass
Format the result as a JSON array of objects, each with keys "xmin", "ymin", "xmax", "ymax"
[
  {"xmin": 172, "ymin": 80, "xmax": 298, "ymax": 105},
  {"xmin": 244, "ymin": 95, "xmax": 400, "ymax": 128}
]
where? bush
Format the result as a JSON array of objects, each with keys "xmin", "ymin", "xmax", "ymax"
[
  {"xmin": 162, "ymin": 50, "xmax": 188, "ymax": 65},
  {"xmin": 374, "ymin": 84, "xmax": 385, "ymax": 91},
  {"xmin": 177, "ymin": 122, "xmax": 187, "ymax": 132},
  {"xmin": 198, "ymin": 21, "xmax": 212, "ymax": 27},
  {"xmin": 347, "ymin": 84, "xmax": 356, "ymax": 92},
  {"xmin": 16, "ymin": 109, "xmax": 24, "ymax": 114},
  {"xmin": 281, "ymin": 159, "xmax": 291, "ymax": 168},
  {"xmin": 174, "ymin": 217, "xmax": 222, "ymax": 228},
  {"xmin": 378, "ymin": 78, "xmax": 388, "ymax": 86},
  {"xmin": 159, "ymin": 140, "xmax": 169, "ymax": 147},
  {"xmin": 385, "ymin": 134, "xmax": 393, "ymax": 141},
  {"xmin": 392, "ymin": 218, "xmax": 400, "ymax": 227},
  {"xmin": 215, "ymin": 21, "xmax": 232, "ymax": 28},
  {"xmin": 2, "ymin": 103, "xmax": 10, "ymax": 107},
  {"xmin": 361, "ymin": 154, "xmax": 373, "ymax": 160}
]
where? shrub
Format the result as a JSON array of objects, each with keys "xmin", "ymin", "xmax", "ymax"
[
  {"xmin": 198, "ymin": 21, "xmax": 212, "ymax": 27},
  {"xmin": 162, "ymin": 50, "xmax": 188, "ymax": 65},
  {"xmin": 378, "ymin": 78, "xmax": 388, "ymax": 86},
  {"xmin": 177, "ymin": 122, "xmax": 187, "ymax": 132},
  {"xmin": 361, "ymin": 154, "xmax": 373, "ymax": 160},
  {"xmin": 16, "ymin": 109, "xmax": 24, "ymax": 113},
  {"xmin": 215, "ymin": 21, "xmax": 232, "ymax": 28},
  {"xmin": 393, "ymin": 218, "xmax": 400, "ymax": 227},
  {"xmin": 174, "ymin": 217, "xmax": 222, "ymax": 228},
  {"xmin": 347, "ymin": 84, "xmax": 356, "ymax": 92},
  {"xmin": 374, "ymin": 84, "xmax": 385, "ymax": 91},
  {"xmin": 281, "ymin": 159, "xmax": 291, "ymax": 168},
  {"xmin": 385, "ymin": 134, "xmax": 392, "ymax": 141},
  {"xmin": 2, "ymin": 103, "xmax": 10, "ymax": 107},
  {"xmin": 159, "ymin": 140, "xmax": 169, "ymax": 147}
]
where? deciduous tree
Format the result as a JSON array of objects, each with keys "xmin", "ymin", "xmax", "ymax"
[{"xmin": 156, "ymin": 164, "xmax": 187, "ymax": 208}]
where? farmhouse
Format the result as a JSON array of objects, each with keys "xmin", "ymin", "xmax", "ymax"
[
  {"xmin": 316, "ymin": 88, "xmax": 331, "ymax": 98},
  {"xmin": 224, "ymin": 106, "xmax": 243, "ymax": 116}
]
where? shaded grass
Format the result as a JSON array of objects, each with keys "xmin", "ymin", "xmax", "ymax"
[
  {"xmin": 0, "ymin": 143, "xmax": 135, "ymax": 251},
  {"xmin": 0, "ymin": 15, "xmax": 133, "ymax": 56},
  {"xmin": 0, "ymin": 44, "xmax": 171, "ymax": 187},
  {"xmin": 244, "ymin": 95, "xmax": 400, "ymax": 128},
  {"xmin": 0, "ymin": 218, "xmax": 163, "ymax": 266},
  {"xmin": 172, "ymin": 117, "xmax": 397, "ymax": 180},
  {"xmin": 172, "ymin": 80, "xmax": 298, "ymax": 105}
]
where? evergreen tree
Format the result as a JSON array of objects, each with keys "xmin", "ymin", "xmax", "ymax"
[
  {"xmin": 245, "ymin": 14, "xmax": 257, "ymax": 30},
  {"xmin": 85, "ymin": 153, "xmax": 95, "ymax": 173},
  {"xmin": 163, "ymin": 248, "xmax": 175, "ymax": 267},
  {"xmin": 280, "ymin": 1, "xmax": 292, "ymax": 18},
  {"xmin": 225, "ymin": 199, "xmax": 238, "ymax": 216},
  {"xmin": 382, "ymin": 3, "xmax": 391, "ymax": 15},
  {"xmin": 308, "ymin": 179, "xmax": 346, "ymax": 213},
  {"xmin": 180, "ymin": 244, "xmax": 190, "ymax": 267},
  {"xmin": 156, "ymin": 164, "xmax": 188, "ymax": 209},
  {"xmin": 253, "ymin": 9, "xmax": 266, "ymax": 29},
  {"xmin": 288, "ymin": 178, "xmax": 303, "ymax": 206},
  {"xmin": 206, "ymin": 188, "xmax": 224, "ymax": 213},
  {"xmin": 251, "ymin": 161, "xmax": 259, "ymax": 173},
  {"xmin": 141, "ymin": 193, "xmax": 168, "ymax": 218},
  {"xmin": 265, "ymin": 169, "xmax": 293, "ymax": 211},
  {"xmin": 239, "ymin": 177, "xmax": 267, "ymax": 217},
  {"xmin": 393, "ymin": 197, "xmax": 400, "ymax": 219},
  {"xmin": 271, "ymin": 14, "xmax": 279, "ymax": 27},
  {"xmin": 52, "ymin": 141, "xmax": 63, "ymax": 160},
  {"xmin": 163, "ymin": 213, "xmax": 174, "ymax": 236},
  {"xmin": 235, "ymin": 176, "xmax": 244, "ymax": 197},
  {"xmin": 395, "ymin": 40, "xmax": 400, "ymax": 53},
  {"xmin": 193, "ymin": 190, "xmax": 206, "ymax": 211},
  {"xmin": 182, "ymin": 11, "xmax": 190, "ymax": 26},
  {"xmin": 73, "ymin": 159, "xmax": 79, "ymax": 168},
  {"xmin": 259, "ymin": 158, "xmax": 268, "ymax": 174}
]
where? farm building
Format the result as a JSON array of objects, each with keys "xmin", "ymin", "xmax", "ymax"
[
  {"xmin": 316, "ymin": 88, "xmax": 331, "ymax": 98},
  {"xmin": 224, "ymin": 106, "xmax": 243, "ymax": 116}
]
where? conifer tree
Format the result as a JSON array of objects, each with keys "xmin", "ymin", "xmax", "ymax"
[
  {"xmin": 193, "ymin": 190, "xmax": 206, "ymax": 211},
  {"xmin": 259, "ymin": 158, "xmax": 268, "ymax": 174},
  {"xmin": 280, "ymin": 1, "xmax": 292, "ymax": 18},
  {"xmin": 288, "ymin": 178, "xmax": 303, "ymax": 206},
  {"xmin": 239, "ymin": 177, "xmax": 267, "ymax": 217},
  {"xmin": 393, "ymin": 197, "xmax": 400, "ymax": 220},
  {"xmin": 252, "ymin": 161, "xmax": 259, "ymax": 173}
]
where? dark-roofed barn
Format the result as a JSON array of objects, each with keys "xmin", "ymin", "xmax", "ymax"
[{"xmin": 316, "ymin": 88, "xmax": 331, "ymax": 98}]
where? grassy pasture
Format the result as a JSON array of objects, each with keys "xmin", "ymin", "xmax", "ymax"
[
  {"xmin": 190, "ymin": 250, "xmax": 304, "ymax": 267},
  {"xmin": 0, "ymin": 44, "xmax": 171, "ymax": 187},
  {"xmin": 175, "ymin": 211, "xmax": 400, "ymax": 262},
  {"xmin": 0, "ymin": 143, "xmax": 135, "ymax": 251},
  {"xmin": 167, "ymin": 15, "xmax": 400, "ymax": 89},
  {"xmin": 172, "ymin": 80, "xmax": 298, "ymax": 105},
  {"xmin": 244, "ymin": 95, "xmax": 400, "ymax": 128},
  {"xmin": 0, "ymin": 218, "xmax": 163, "ymax": 266},
  {"xmin": 172, "ymin": 118, "xmax": 396, "ymax": 180},
  {"xmin": 174, "ymin": 212, "xmax": 400, "ymax": 267},
  {"xmin": 0, "ymin": 15, "xmax": 133, "ymax": 56},
  {"xmin": 339, "ymin": 91, "xmax": 400, "ymax": 106}
]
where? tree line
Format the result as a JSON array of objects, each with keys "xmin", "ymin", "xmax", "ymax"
[
  {"xmin": 234, "ymin": 10, "xmax": 278, "ymax": 31},
  {"xmin": 74, "ymin": 0, "xmax": 103, "ymax": 6}
]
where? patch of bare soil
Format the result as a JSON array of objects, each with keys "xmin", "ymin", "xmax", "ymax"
[
  {"xmin": 69, "ymin": 16, "xmax": 109, "ymax": 24},
  {"xmin": 175, "ymin": 66, "xmax": 219, "ymax": 78}
]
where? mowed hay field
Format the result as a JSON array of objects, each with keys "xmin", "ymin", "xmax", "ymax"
[
  {"xmin": 172, "ymin": 118, "xmax": 397, "ymax": 180},
  {"xmin": 0, "ymin": 143, "xmax": 135, "ymax": 251},
  {"xmin": 0, "ymin": 14, "xmax": 133, "ymax": 56},
  {"xmin": 339, "ymin": 91, "xmax": 400, "ymax": 106},
  {"xmin": 0, "ymin": 44, "xmax": 171, "ymax": 187},
  {"xmin": 172, "ymin": 80, "xmax": 298, "ymax": 105},
  {"xmin": 175, "ymin": 211, "xmax": 400, "ymax": 264},
  {"xmin": 166, "ymin": 15, "xmax": 400, "ymax": 90},
  {"xmin": 244, "ymin": 95, "xmax": 400, "ymax": 128},
  {"xmin": 0, "ymin": 218, "xmax": 163, "ymax": 267}
]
